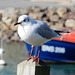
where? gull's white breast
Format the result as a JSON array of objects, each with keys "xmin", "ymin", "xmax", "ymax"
[{"xmin": 18, "ymin": 25, "xmax": 49, "ymax": 46}]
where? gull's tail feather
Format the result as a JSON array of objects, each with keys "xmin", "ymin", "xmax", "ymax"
[{"xmin": 54, "ymin": 30, "xmax": 71, "ymax": 35}]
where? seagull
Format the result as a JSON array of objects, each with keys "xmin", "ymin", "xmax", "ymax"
[{"xmin": 14, "ymin": 15, "xmax": 60, "ymax": 63}]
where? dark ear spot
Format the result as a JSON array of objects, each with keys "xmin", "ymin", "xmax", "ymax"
[{"xmin": 28, "ymin": 18, "xmax": 29, "ymax": 21}]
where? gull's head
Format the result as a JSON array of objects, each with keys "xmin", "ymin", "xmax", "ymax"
[{"xmin": 14, "ymin": 15, "xmax": 32, "ymax": 26}]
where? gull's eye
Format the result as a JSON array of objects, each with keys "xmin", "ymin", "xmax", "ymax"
[{"xmin": 23, "ymin": 19, "xmax": 26, "ymax": 22}]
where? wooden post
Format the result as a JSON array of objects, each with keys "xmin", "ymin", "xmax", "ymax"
[{"xmin": 17, "ymin": 59, "xmax": 50, "ymax": 75}]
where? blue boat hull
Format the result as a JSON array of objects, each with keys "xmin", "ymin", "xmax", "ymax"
[{"xmin": 25, "ymin": 40, "xmax": 75, "ymax": 62}]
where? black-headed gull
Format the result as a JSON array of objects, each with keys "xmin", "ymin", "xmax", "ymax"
[{"xmin": 14, "ymin": 15, "xmax": 60, "ymax": 63}]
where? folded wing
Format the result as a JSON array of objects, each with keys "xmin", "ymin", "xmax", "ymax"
[{"xmin": 36, "ymin": 21, "xmax": 60, "ymax": 39}]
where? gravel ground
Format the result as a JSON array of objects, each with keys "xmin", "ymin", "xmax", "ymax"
[{"xmin": 0, "ymin": 0, "xmax": 75, "ymax": 9}]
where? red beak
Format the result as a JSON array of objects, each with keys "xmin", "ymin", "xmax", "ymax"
[{"xmin": 14, "ymin": 22, "xmax": 20, "ymax": 26}]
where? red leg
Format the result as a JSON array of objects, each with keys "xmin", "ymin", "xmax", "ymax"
[
  {"xmin": 27, "ymin": 45, "xmax": 34, "ymax": 61},
  {"xmin": 38, "ymin": 46, "xmax": 41, "ymax": 57},
  {"xmin": 33, "ymin": 46, "xmax": 41, "ymax": 63}
]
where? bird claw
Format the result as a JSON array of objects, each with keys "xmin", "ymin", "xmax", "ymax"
[
  {"xmin": 27, "ymin": 56, "xmax": 39, "ymax": 63},
  {"xmin": 27, "ymin": 56, "xmax": 33, "ymax": 61},
  {"xmin": 33, "ymin": 56, "xmax": 39, "ymax": 63}
]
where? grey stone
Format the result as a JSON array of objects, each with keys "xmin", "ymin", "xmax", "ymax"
[
  {"xmin": 56, "ymin": 7, "xmax": 67, "ymax": 17},
  {"xmin": 50, "ymin": 15, "xmax": 59, "ymax": 22},
  {"xmin": 0, "ymin": 21, "xmax": 8, "ymax": 31},
  {"xmin": 11, "ymin": 36, "xmax": 19, "ymax": 41},
  {"xmin": 63, "ymin": 13, "xmax": 75, "ymax": 19},
  {"xmin": 70, "ymin": 7, "xmax": 75, "ymax": 14},
  {"xmin": 65, "ymin": 19, "xmax": 75, "ymax": 27},
  {"xmin": 2, "ymin": 17, "xmax": 13, "ymax": 26},
  {"xmin": 4, "ymin": 30, "xmax": 13, "ymax": 38},
  {"xmin": 29, "ymin": 12, "xmax": 38, "ymax": 19}
]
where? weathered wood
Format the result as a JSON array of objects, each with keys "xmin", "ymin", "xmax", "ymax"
[{"xmin": 17, "ymin": 59, "xmax": 50, "ymax": 75}]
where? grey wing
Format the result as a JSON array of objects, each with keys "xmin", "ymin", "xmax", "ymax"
[{"xmin": 36, "ymin": 21, "xmax": 60, "ymax": 39}]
